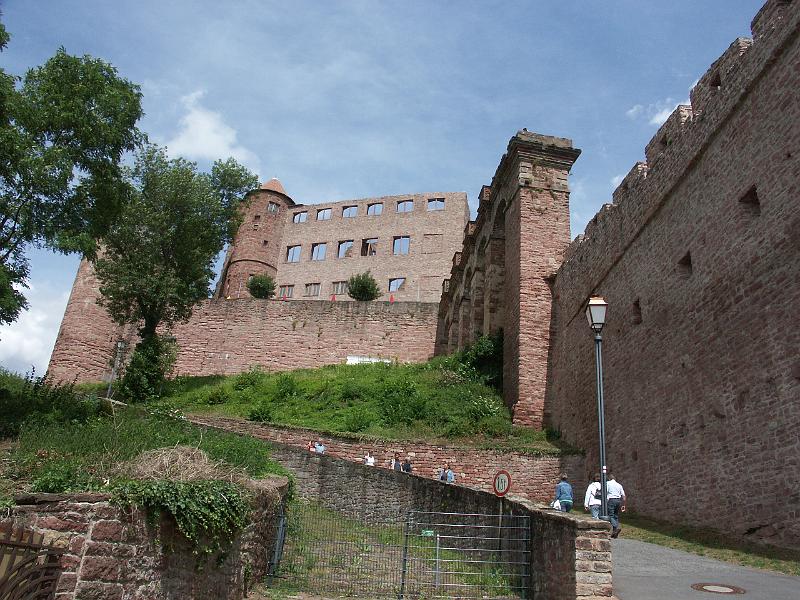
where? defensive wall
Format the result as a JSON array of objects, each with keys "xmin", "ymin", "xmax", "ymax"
[
  {"xmin": 1, "ymin": 478, "xmax": 288, "ymax": 600},
  {"xmin": 546, "ymin": 0, "xmax": 800, "ymax": 550},
  {"xmin": 195, "ymin": 419, "xmax": 613, "ymax": 600},
  {"xmin": 437, "ymin": 0, "xmax": 799, "ymax": 549},
  {"xmin": 189, "ymin": 415, "xmax": 586, "ymax": 504},
  {"xmin": 49, "ymin": 260, "xmax": 439, "ymax": 382}
]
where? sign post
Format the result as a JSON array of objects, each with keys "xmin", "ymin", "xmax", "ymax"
[{"xmin": 492, "ymin": 470, "xmax": 511, "ymax": 497}]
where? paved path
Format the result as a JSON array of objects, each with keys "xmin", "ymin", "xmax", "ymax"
[{"xmin": 613, "ymin": 538, "xmax": 800, "ymax": 600}]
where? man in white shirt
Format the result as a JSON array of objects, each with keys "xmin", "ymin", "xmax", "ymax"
[
  {"xmin": 606, "ymin": 474, "xmax": 626, "ymax": 538},
  {"xmin": 364, "ymin": 451, "xmax": 375, "ymax": 466},
  {"xmin": 583, "ymin": 474, "xmax": 602, "ymax": 519}
]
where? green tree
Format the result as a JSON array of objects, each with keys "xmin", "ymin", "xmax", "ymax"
[
  {"xmin": 347, "ymin": 271, "xmax": 381, "ymax": 301},
  {"xmin": 0, "ymin": 22, "xmax": 143, "ymax": 324},
  {"xmin": 93, "ymin": 145, "xmax": 257, "ymax": 400},
  {"xmin": 246, "ymin": 274, "xmax": 276, "ymax": 299}
]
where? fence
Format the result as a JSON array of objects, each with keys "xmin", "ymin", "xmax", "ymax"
[
  {"xmin": 0, "ymin": 526, "xmax": 63, "ymax": 600},
  {"xmin": 270, "ymin": 501, "xmax": 530, "ymax": 599}
]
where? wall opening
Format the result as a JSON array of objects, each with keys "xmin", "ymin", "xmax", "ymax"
[
  {"xmin": 708, "ymin": 71, "xmax": 722, "ymax": 89},
  {"xmin": 739, "ymin": 185, "xmax": 761, "ymax": 216},
  {"xmin": 632, "ymin": 299, "xmax": 643, "ymax": 325},
  {"xmin": 678, "ymin": 252, "xmax": 693, "ymax": 278}
]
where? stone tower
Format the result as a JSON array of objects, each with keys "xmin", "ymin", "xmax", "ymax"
[{"xmin": 218, "ymin": 178, "xmax": 294, "ymax": 299}]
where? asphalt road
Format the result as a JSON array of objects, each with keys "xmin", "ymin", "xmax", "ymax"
[{"xmin": 613, "ymin": 538, "xmax": 800, "ymax": 600}]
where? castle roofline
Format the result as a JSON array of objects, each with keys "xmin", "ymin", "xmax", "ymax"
[{"xmin": 249, "ymin": 178, "xmax": 296, "ymax": 205}]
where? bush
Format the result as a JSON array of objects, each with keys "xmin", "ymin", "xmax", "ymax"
[
  {"xmin": 453, "ymin": 331, "xmax": 503, "ymax": 391},
  {"xmin": 233, "ymin": 367, "xmax": 266, "ymax": 390},
  {"xmin": 340, "ymin": 407, "xmax": 375, "ymax": 433},
  {"xmin": 246, "ymin": 274, "xmax": 276, "ymax": 299},
  {"xmin": 275, "ymin": 373, "xmax": 299, "ymax": 400},
  {"xmin": 204, "ymin": 385, "xmax": 231, "ymax": 405},
  {"xmin": 378, "ymin": 377, "xmax": 425, "ymax": 426},
  {"xmin": 118, "ymin": 335, "xmax": 177, "ymax": 403},
  {"xmin": 347, "ymin": 271, "xmax": 381, "ymax": 301},
  {"xmin": 249, "ymin": 400, "xmax": 274, "ymax": 422}
]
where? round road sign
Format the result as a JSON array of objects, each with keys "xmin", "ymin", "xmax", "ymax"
[{"xmin": 493, "ymin": 470, "xmax": 512, "ymax": 496}]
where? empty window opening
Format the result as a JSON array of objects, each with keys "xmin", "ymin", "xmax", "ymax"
[
  {"xmin": 708, "ymin": 71, "xmax": 722, "ymax": 89},
  {"xmin": 427, "ymin": 198, "xmax": 445, "ymax": 211},
  {"xmin": 393, "ymin": 236, "xmax": 410, "ymax": 255},
  {"xmin": 361, "ymin": 238, "xmax": 378, "ymax": 256},
  {"xmin": 367, "ymin": 203, "xmax": 383, "ymax": 216},
  {"xmin": 278, "ymin": 285, "xmax": 294, "ymax": 298},
  {"xmin": 304, "ymin": 283, "xmax": 321, "ymax": 297},
  {"xmin": 317, "ymin": 208, "xmax": 331, "ymax": 221},
  {"xmin": 267, "ymin": 202, "xmax": 279, "ymax": 214},
  {"xmin": 396, "ymin": 200, "xmax": 414, "ymax": 213},
  {"xmin": 253, "ymin": 214, "xmax": 261, "ymax": 221},
  {"xmin": 286, "ymin": 245, "xmax": 301, "ymax": 262},
  {"xmin": 389, "ymin": 277, "xmax": 406, "ymax": 292},
  {"xmin": 342, "ymin": 205, "xmax": 358, "ymax": 218},
  {"xmin": 332, "ymin": 281, "xmax": 348, "ymax": 295},
  {"xmin": 293, "ymin": 211, "xmax": 308, "ymax": 223},
  {"xmin": 739, "ymin": 185, "xmax": 761, "ymax": 216},
  {"xmin": 262, "ymin": 240, "xmax": 269, "ymax": 246},
  {"xmin": 632, "ymin": 299, "xmax": 643, "ymax": 325},
  {"xmin": 338, "ymin": 240, "xmax": 354, "ymax": 258},
  {"xmin": 659, "ymin": 135, "xmax": 669, "ymax": 150},
  {"xmin": 678, "ymin": 252, "xmax": 693, "ymax": 278},
  {"xmin": 311, "ymin": 243, "xmax": 327, "ymax": 261}
]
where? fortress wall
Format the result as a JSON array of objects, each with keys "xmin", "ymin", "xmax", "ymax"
[{"xmin": 548, "ymin": 0, "xmax": 800, "ymax": 549}]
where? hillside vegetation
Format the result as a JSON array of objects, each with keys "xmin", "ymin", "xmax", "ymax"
[{"xmin": 154, "ymin": 334, "xmax": 578, "ymax": 455}]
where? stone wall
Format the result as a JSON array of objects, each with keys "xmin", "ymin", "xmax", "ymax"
[
  {"xmin": 49, "ymin": 272, "xmax": 440, "ymax": 383},
  {"xmin": 197, "ymin": 422, "xmax": 612, "ymax": 600},
  {"xmin": 2, "ymin": 478, "xmax": 288, "ymax": 600},
  {"xmin": 189, "ymin": 415, "xmax": 585, "ymax": 504},
  {"xmin": 547, "ymin": 0, "xmax": 800, "ymax": 550}
]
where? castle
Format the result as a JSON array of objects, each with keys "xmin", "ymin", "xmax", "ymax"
[{"xmin": 49, "ymin": 0, "xmax": 799, "ymax": 550}]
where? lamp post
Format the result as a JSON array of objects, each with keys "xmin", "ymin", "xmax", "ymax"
[{"xmin": 586, "ymin": 296, "xmax": 609, "ymax": 520}]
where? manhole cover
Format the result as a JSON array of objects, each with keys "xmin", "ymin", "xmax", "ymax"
[{"xmin": 691, "ymin": 583, "xmax": 746, "ymax": 594}]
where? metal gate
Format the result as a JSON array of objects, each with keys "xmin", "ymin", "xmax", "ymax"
[
  {"xmin": 269, "ymin": 501, "xmax": 530, "ymax": 599},
  {"xmin": 0, "ymin": 527, "xmax": 64, "ymax": 600}
]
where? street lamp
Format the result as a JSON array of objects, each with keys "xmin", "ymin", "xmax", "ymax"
[{"xmin": 586, "ymin": 296, "xmax": 609, "ymax": 520}]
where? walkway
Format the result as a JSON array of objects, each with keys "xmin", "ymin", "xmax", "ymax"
[{"xmin": 613, "ymin": 538, "xmax": 800, "ymax": 600}]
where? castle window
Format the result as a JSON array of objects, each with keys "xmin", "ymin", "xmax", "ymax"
[
  {"xmin": 332, "ymin": 281, "xmax": 348, "ymax": 295},
  {"xmin": 317, "ymin": 208, "xmax": 331, "ymax": 221},
  {"xmin": 708, "ymin": 71, "xmax": 722, "ymax": 89},
  {"xmin": 253, "ymin": 214, "xmax": 261, "ymax": 221},
  {"xmin": 304, "ymin": 283, "xmax": 321, "ymax": 297},
  {"xmin": 338, "ymin": 240, "xmax": 354, "ymax": 258},
  {"xmin": 286, "ymin": 245, "xmax": 301, "ymax": 262},
  {"xmin": 267, "ymin": 202, "xmax": 279, "ymax": 214},
  {"xmin": 389, "ymin": 277, "xmax": 406, "ymax": 292},
  {"xmin": 279, "ymin": 285, "xmax": 294, "ymax": 298},
  {"xmin": 293, "ymin": 211, "xmax": 307, "ymax": 223},
  {"xmin": 361, "ymin": 238, "xmax": 378, "ymax": 257},
  {"xmin": 427, "ymin": 198, "xmax": 445, "ymax": 211},
  {"xmin": 343, "ymin": 205, "xmax": 358, "ymax": 218},
  {"xmin": 396, "ymin": 200, "xmax": 414, "ymax": 213},
  {"xmin": 678, "ymin": 252, "xmax": 693, "ymax": 278},
  {"xmin": 367, "ymin": 203, "xmax": 383, "ymax": 216},
  {"xmin": 739, "ymin": 185, "xmax": 760, "ymax": 216},
  {"xmin": 393, "ymin": 236, "xmax": 410, "ymax": 255},
  {"xmin": 311, "ymin": 243, "xmax": 327, "ymax": 261},
  {"xmin": 262, "ymin": 240, "xmax": 268, "ymax": 246},
  {"xmin": 632, "ymin": 299, "xmax": 643, "ymax": 325}
]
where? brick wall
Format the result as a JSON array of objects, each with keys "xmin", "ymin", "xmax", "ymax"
[
  {"xmin": 2, "ymin": 479, "xmax": 288, "ymax": 600},
  {"xmin": 49, "ymin": 270, "xmax": 440, "ymax": 382},
  {"xmin": 547, "ymin": 0, "xmax": 800, "ymax": 550},
  {"xmin": 195, "ymin": 419, "xmax": 612, "ymax": 600},
  {"xmin": 189, "ymin": 415, "xmax": 585, "ymax": 505}
]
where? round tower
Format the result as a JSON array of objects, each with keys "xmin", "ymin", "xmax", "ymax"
[{"xmin": 219, "ymin": 178, "xmax": 293, "ymax": 299}]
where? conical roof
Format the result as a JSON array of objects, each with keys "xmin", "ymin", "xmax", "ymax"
[{"xmin": 260, "ymin": 178, "xmax": 286, "ymax": 194}]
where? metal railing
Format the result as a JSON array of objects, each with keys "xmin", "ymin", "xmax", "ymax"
[
  {"xmin": 269, "ymin": 501, "xmax": 530, "ymax": 599},
  {"xmin": 0, "ymin": 527, "xmax": 63, "ymax": 600}
]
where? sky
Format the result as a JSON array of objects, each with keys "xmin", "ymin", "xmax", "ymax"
[{"xmin": 0, "ymin": 0, "xmax": 764, "ymax": 375}]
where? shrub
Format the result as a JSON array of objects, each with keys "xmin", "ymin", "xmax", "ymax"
[
  {"xmin": 275, "ymin": 373, "xmax": 299, "ymax": 400},
  {"xmin": 246, "ymin": 274, "xmax": 276, "ymax": 299},
  {"xmin": 249, "ymin": 400, "xmax": 274, "ymax": 422},
  {"xmin": 453, "ymin": 331, "xmax": 504, "ymax": 391},
  {"xmin": 378, "ymin": 377, "xmax": 425, "ymax": 426},
  {"xmin": 204, "ymin": 385, "xmax": 231, "ymax": 405},
  {"xmin": 340, "ymin": 407, "xmax": 375, "ymax": 433},
  {"xmin": 233, "ymin": 367, "xmax": 266, "ymax": 390},
  {"xmin": 347, "ymin": 272, "xmax": 381, "ymax": 301},
  {"xmin": 118, "ymin": 335, "xmax": 177, "ymax": 403}
]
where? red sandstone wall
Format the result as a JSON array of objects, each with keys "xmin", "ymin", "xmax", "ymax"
[{"xmin": 548, "ymin": 0, "xmax": 800, "ymax": 550}]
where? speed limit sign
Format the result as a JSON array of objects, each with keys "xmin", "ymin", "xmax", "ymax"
[{"xmin": 493, "ymin": 470, "xmax": 511, "ymax": 497}]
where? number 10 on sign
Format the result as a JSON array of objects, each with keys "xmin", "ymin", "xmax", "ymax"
[{"xmin": 493, "ymin": 470, "xmax": 511, "ymax": 496}]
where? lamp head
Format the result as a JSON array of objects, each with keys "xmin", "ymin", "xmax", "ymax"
[{"xmin": 586, "ymin": 296, "xmax": 608, "ymax": 333}]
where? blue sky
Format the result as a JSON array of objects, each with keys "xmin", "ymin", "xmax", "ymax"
[{"xmin": 0, "ymin": 0, "xmax": 763, "ymax": 374}]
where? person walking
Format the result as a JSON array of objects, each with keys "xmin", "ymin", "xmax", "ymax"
[
  {"xmin": 391, "ymin": 452, "xmax": 402, "ymax": 471},
  {"xmin": 363, "ymin": 451, "xmax": 375, "ymax": 466},
  {"xmin": 584, "ymin": 473, "xmax": 602, "ymax": 519},
  {"xmin": 607, "ymin": 474, "xmax": 626, "ymax": 538},
  {"xmin": 554, "ymin": 474, "xmax": 574, "ymax": 512},
  {"xmin": 402, "ymin": 457, "xmax": 413, "ymax": 473},
  {"xmin": 439, "ymin": 463, "xmax": 455, "ymax": 483}
]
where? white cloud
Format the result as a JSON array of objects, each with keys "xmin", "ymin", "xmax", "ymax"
[
  {"xmin": 164, "ymin": 91, "xmax": 261, "ymax": 175},
  {"xmin": 626, "ymin": 96, "xmax": 690, "ymax": 127},
  {"xmin": 0, "ymin": 283, "xmax": 70, "ymax": 376},
  {"xmin": 611, "ymin": 174, "xmax": 625, "ymax": 189},
  {"xmin": 625, "ymin": 105, "xmax": 643, "ymax": 119}
]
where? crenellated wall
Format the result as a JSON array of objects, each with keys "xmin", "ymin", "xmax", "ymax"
[{"xmin": 547, "ymin": 0, "xmax": 800, "ymax": 549}]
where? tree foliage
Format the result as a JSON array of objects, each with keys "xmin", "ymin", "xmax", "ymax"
[
  {"xmin": 93, "ymin": 145, "xmax": 257, "ymax": 401},
  {"xmin": 347, "ymin": 271, "xmax": 381, "ymax": 301},
  {"xmin": 246, "ymin": 274, "xmax": 276, "ymax": 299},
  {"xmin": 0, "ymin": 21, "xmax": 143, "ymax": 324}
]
